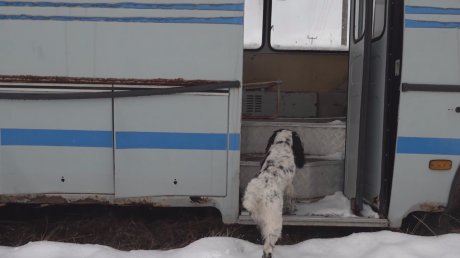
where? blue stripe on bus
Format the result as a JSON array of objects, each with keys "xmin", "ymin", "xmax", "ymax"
[
  {"xmin": 0, "ymin": 128, "xmax": 113, "ymax": 148},
  {"xmin": 405, "ymin": 19, "xmax": 460, "ymax": 28},
  {"xmin": 116, "ymin": 132, "xmax": 232, "ymax": 150},
  {"xmin": 0, "ymin": 1, "xmax": 244, "ymax": 11},
  {"xmin": 0, "ymin": 14, "xmax": 243, "ymax": 25},
  {"xmin": 397, "ymin": 137, "xmax": 460, "ymax": 155},
  {"xmin": 229, "ymin": 133, "xmax": 240, "ymax": 151},
  {"xmin": 406, "ymin": 6, "xmax": 460, "ymax": 15},
  {"xmin": 1, "ymin": 128, "xmax": 241, "ymax": 150}
]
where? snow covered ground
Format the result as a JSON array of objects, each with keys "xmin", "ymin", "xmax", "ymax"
[
  {"xmin": 0, "ymin": 231, "xmax": 459, "ymax": 258},
  {"xmin": 295, "ymin": 192, "xmax": 379, "ymax": 218}
]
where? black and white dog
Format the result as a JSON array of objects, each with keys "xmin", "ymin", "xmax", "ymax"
[{"xmin": 243, "ymin": 129, "xmax": 305, "ymax": 258}]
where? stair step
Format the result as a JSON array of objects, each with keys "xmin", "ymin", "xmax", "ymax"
[
  {"xmin": 238, "ymin": 214, "xmax": 388, "ymax": 227},
  {"xmin": 240, "ymin": 154, "xmax": 344, "ymax": 199},
  {"xmin": 241, "ymin": 119, "xmax": 346, "ymax": 156}
]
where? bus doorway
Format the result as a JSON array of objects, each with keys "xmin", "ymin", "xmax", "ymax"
[{"xmin": 238, "ymin": 0, "xmax": 389, "ymax": 227}]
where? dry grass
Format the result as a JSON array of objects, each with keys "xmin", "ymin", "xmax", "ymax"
[
  {"xmin": 0, "ymin": 204, "xmax": 377, "ymax": 250},
  {"xmin": 0, "ymin": 205, "xmax": 251, "ymax": 250},
  {"xmin": 402, "ymin": 211, "xmax": 460, "ymax": 236}
]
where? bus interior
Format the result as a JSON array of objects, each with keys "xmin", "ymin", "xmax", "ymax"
[{"xmin": 238, "ymin": 0, "xmax": 391, "ymax": 225}]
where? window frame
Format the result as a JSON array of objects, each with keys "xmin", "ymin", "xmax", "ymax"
[
  {"xmin": 243, "ymin": 0, "xmax": 356, "ymax": 53},
  {"xmin": 371, "ymin": 0, "xmax": 387, "ymax": 42},
  {"xmin": 243, "ymin": 0, "xmax": 266, "ymax": 51},
  {"xmin": 267, "ymin": 0, "xmax": 350, "ymax": 53},
  {"xmin": 353, "ymin": 0, "xmax": 366, "ymax": 43}
]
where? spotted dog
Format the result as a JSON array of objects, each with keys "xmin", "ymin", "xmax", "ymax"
[{"xmin": 243, "ymin": 129, "xmax": 305, "ymax": 258}]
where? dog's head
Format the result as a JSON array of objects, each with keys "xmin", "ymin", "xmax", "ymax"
[{"xmin": 265, "ymin": 129, "xmax": 305, "ymax": 168}]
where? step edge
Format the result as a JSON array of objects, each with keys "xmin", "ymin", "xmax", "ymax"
[
  {"xmin": 240, "ymin": 159, "xmax": 344, "ymax": 167},
  {"xmin": 242, "ymin": 121, "xmax": 346, "ymax": 128},
  {"xmin": 237, "ymin": 215, "xmax": 388, "ymax": 227}
]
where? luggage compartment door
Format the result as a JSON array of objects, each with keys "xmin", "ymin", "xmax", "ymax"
[
  {"xmin": 114, "ymin": 92, "xmax": 231, "ymax": 197},
  {"xmin": 0, "ymin": 91, "xmax": 114, "ymax": 196}
]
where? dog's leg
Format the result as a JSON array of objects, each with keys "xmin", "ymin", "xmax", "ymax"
[
  {"xmin": 261, "ymin": 201, "xmax": 282, "ymax": 258},
  {"xmin": 284, "ymin": 183, "xmax": 295, "ymax": 214},
  {"xmin": 263, "ymin": 232, "xmax": 280, "ymax": 258}
]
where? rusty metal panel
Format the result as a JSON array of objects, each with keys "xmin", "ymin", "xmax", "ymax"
[
  {"xmin": 0, "ymin": 75, "xmax": 222, "ymax": 86},
  {"xmin": 0, "ymin": 193, "xmax": 218, "ymax": 207}
]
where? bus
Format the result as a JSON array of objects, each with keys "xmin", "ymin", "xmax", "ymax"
[{"xmin": 0, "ymin": 0, "xmax": 458, "ymax": 228}]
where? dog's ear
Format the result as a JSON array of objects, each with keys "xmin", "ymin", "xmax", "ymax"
[
  {"xmin": 292, "ymin": 131, "xmax": 305, "ymax": 168},
  {"xmin": 260, "ymin": 150, "xmax": 270, "ymax": 168},
  {"xmin": 265, "ymin": 129, "xmax": 282, "ymax": 153}
]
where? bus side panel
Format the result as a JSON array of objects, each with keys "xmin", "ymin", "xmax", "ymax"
[
  {"xmin": 389, "ymin": 92, "xmax": 459, "ymax": 226},
  {"xmin": 0, "ymin": 1, "xmax": 243, "ymax": 81},
  {"xmin": 0, "ymin": 1, "xmax": 243, "ymax": 222},
  {"xmin": 389, "ymin": 0, "xmax": 460, "ymax": 227},
  {"xmin": 402, "ymin": 1, "xmax": 460, "ymax": 84}
]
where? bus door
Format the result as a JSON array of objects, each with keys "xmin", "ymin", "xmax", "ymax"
[{"xmin": 345, "ymin": 0, "xmax": 373, "ymax": 213}]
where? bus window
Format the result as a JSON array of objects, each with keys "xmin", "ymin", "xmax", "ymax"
[
  {"xmin": 270, "ymin": 0, "xmax": 349, "ymax": 51},
  {"xmin": 244, "ymin": 0, "xmax": 264, "ymax": 49},
  {"xmin": 373, "ymin": 0, "xmax": 386, "ymax": 39},
  {"xmin": 354, "ymin": 0, "xmax": 366, "ymax": 41}
]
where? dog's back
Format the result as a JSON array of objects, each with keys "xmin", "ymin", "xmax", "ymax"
[{"xmin": 243, "ymin": 144, "xmax": 295, "ymax": 219}]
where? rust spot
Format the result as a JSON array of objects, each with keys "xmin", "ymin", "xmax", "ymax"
[
  {"xmin": 372, "ymin": 196, "xmax": 380, "ymax": 206},
  {"xmin": 0, "ymin": 194, "xmax": 215, "ymax": 208},
  {"xmin": 114, "ymin": 197, "xmax": 171, "ymax": 206},
  {"xmin": 114, "ymin": 196, "xmax": 215, "ymax": 207},
  {"xmin": 419, "ymin": 202, "xmax": 445, "ymax": 212},
  {"xmin": 72, "ymin": 197, "xmax": 110, "ymax": 204},
  {"xmin": 30, "ymin": 195, "xmax": 69, "ymax": 204},
  {"xmin": 0, "ymin": 194, "xmax": 69, "ymax": 204},
  {"xmin": 0, "ymin": 75, "xmax": 221, "ymax": 86},
  {"xmin": 0, "ymin": 194, "xmax": 111, "ymax": 205},
  {"xmin": 189, "ymin": 197, "xmax": 210, "ymax": 204}
]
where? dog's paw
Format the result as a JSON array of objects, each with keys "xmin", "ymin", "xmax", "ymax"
[
  {"xmin": 262, "ymin": 252, "xmax": 272, "ymax": 258},
  {"xmin": 282, "ymin": 197, "xmax": 296, "ymax": 214},
  {"xmin": 282, "ymin": 205, "xmax": 295, "ymax": 215}
]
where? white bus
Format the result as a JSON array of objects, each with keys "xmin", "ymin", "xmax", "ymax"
[{"xmin": 0, "ymin": 0, "xmax": 458, "ymax": 228}]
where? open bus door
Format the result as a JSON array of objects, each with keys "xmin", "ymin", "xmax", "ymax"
[{"xmin": 345, "ymin": 0, "xmax": 373, "ymax": 214}]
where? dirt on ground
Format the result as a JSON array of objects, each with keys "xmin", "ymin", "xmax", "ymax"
[{"xmin": 0, "ymin": 204, "xmax": 384, "ymax": 250}]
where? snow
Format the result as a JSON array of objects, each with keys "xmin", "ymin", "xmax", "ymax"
[
  {"xmin": 308, "ymin": 152, "xmax": 345, "ymax": 160},
  {"xmin": 295, "ymin": 192, "xmax": 379, "ymax": 218},
  {"xmin": 1, "ymin": 231, "xmax": 460, "ymax": 258},
  {"xmin": 327, "ymin": 120, "xmax": 346, "ymax": 125}
]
